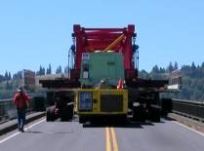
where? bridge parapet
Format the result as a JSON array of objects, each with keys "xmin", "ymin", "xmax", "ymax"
[
  {"xmin": 172, "ymin": 99, "xmax": 204, "ymax": 122},
  {"xmin": 0, "ymin": 96, "xmax": 46, "ymax": 122}
]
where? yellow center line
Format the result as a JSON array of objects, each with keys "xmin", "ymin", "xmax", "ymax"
[
  {"xmin": 110, "ymin": 127, "xmax": 119, "ymax": 151},
  {"xmin": 106, "ymin": 127, "xmax": 119, "ymax": 151},
  {"xmin": 106, "ymin": 127, "xmax": 111, "ymax": 151}
]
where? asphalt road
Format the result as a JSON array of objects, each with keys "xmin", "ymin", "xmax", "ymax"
[{"xmin": 1, "ymin": 118, "xmax": 204, "ymax": 151}]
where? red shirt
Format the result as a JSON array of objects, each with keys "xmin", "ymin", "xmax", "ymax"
[{"xmin": 13, "ymin": 93, "xmax": 29, "ymax": 109}]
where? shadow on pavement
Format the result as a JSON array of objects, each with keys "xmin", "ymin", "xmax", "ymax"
[{"xmin": 82, "ymin": 119, "xmax": 157, "ymax": 129}]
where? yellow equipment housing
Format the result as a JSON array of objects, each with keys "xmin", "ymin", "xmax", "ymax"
[{"xmin": 75, "ymin": 89, "xmax": 128, "ymax": 123}]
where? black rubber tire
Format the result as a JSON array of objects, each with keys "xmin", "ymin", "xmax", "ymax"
[
  {"xmin": 46, "ymin": 106, "xmax": 55, "ymax": 122},
  {"xmin": 161, "ymin": 98, "xmax": 172, "ymax": 117},
  {"xmin": 60, "ymin": 105, "xmax": 74, "ymax": 121},
  {"xmin": 79, "ymin": 116, "xmax": 86, "ymax": 123},
  {"xmin": 132, "ymin": 106, "xmax": 146, "ymax": 122},
  {"xmin": 150, "ymin": 106, "xmax": 161, "ymax": 122}
]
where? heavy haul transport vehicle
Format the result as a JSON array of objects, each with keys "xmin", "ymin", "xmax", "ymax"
[{"xmin": 40, "ymin": 24, "xmax": 180, "ymax": 123}]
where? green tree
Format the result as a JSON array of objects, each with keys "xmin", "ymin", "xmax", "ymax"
[
  {"xmin": 56, "ymin": 65, "xmax": 62, "ymax": 74},
  {"xmin": 151, "ymin": 65, "xmax": 159, "ymax": 74},
  {"xmin": 13, "ymin": 71, "xmax": 22, "ymax": 80},
  {"xmin": 46, "ymin": 64, "xmax": 52, "ymax": 74},
  {"xmin": 4, "ymin": 71, "xmax": 9, "ymax": 81},
  {"xmin": 36, "ymin": 65, "xmax": 46, "ymax": 75},
  {"xmin": 139, "ymin": 70, "xmax": 150, "ymax": 79},
  {"xmin": 64, "ymin": 65, "xmax": 68, "ymax": 74},
  {"xmin": 0, "ymin": 74, "xmax": 3, "ymax": 82},
  {"xmin": 167, "ymin": 62, "xmax": 174, "ymax": 73},
  {"xmin": 174, "ymin": 62, "xmax": 178, "ymax": 70},
  {"xmin": 8, "ymin": 72, "xmax": 11, "ymax": 80}
]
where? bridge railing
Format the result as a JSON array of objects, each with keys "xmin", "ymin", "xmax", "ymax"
[
  {"xmin": 172, "ymin": 99, "xmax": 204, "ymax": 121},
  {"xmin": 0, "ymin": 99, "xmax": 14, "ymax": 120},
  {"xmin": 0, "ymin": 96, "xmax": 46, "ymax": 122},
  {"xmin": 1, "ymin": 97, "xmax": 204, "ymax": 122}
]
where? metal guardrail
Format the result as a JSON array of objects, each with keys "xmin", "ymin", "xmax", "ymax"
[
  {"xmin": 172, "ymin": 99, "xmax": 204, "ymax": 122},
  {"xmin": 0, "ymin": 96, "xmax": 46, "ymax": 121},
  {"xmin": 1, "ymin": 97, "xmax": 203, "ymax": 122},
  {"xmin": 0, "ymin": 99, "xmax": 16, "ymax": 120}
]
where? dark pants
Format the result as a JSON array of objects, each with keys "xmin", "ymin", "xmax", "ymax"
[{"xmin": 17, "ymin": 108, "xmax": 26, "ymax": 131}]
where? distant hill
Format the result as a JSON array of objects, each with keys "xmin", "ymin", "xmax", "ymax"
[{"xmin": 139, "ymin": 62, "xmax": 204, "ymax": 101}]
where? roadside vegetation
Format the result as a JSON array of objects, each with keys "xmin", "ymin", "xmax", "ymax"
[
  {"xmin": 1, "ymin": 62, "xmax": 204, "ymax": 101},
  {"xmin": 139, "ymin": 62, "xmax": 204, "ymax": 101}
]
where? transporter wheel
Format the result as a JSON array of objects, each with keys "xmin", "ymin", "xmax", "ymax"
[
  {"xmin": 161, "ymin": 98, "xmax": 172, "ymax": 117},
  {"xmin": 79, "ymin": 116, "xmax": 86, "ymax": 124},
  {"xmin": 61, "ymin": 105, "xmax": 74, "ymax": 121},
  {"xmin": 132, "ymin": 106, "xmax": 146, "ymax": 122},
  {"xmin": 150, "ymin": 106, "xmax": 161, "ymax": 122},
  {"xmin": 46, "ymin": 106, "xmax": 55, "ymax": 122}
]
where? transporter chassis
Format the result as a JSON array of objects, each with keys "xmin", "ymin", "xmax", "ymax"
[
  {"xmin": 40, "ymin": 24, "xmax": 172, "ymax": 123},
  {"xmin": 41, "ymin": 79, "xmax": 171, "ymax": 123}
]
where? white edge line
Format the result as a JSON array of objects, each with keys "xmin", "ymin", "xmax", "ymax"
[
  {"xmin": 0, "ymin": 132, "xmax": 20, "ymax": 144},
  {"xmin": 173, "ymin": 121, "xmax": 204, "ymax": 137},
  {"xmin": 25, "ymin": 119, "xmax": 45, "ymax": 130},
  {"xmin": 0, "ymin": 118, "xmax": 45, "ymax": 144}
]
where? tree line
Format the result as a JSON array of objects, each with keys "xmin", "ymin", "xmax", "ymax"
[
  {"xmin": 0, "ymin": 64, "xmax": 69, "ymax": 82},
  {"xmin": 1, "ymin": 62, "xmax": 204, "ymax": 101},
  {"xmin": 35, "ymin": 64, "xmax": 69, "ymax": 76},
  {"xmin": 0, "ymin": 64, "xmax": 69, "ymax": 99},
  {"xmin": 0, "ymin": 71, "xmax": 12, "ymax": 82},
  {"xmin": 138, "ymin": 61, "xmax": 204, "ymax": 101}
]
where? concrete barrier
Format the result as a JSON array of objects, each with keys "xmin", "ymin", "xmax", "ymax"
[
  {"xmin": 0, "ymin": 112, "xmax": 45, "ymax": 136},
  {"xmin": 6, "ymin": 109, "xmax": 17, "ymax": 119}
]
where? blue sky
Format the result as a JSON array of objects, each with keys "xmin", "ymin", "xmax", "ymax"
[{"xmin": 0, "ymin": 0, "xmax": 204, "ymax": 75}]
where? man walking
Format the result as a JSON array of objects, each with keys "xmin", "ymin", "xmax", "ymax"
[{"xmin": 13, "ymin": 86, "xmax": 29, "ymax": 132}]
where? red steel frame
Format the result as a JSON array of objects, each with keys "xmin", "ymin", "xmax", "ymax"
[
  {"xmin": 40, "ymin": 25, "xmax": 169, "ymax": 89},
  {"xmin": 72, "ymin": 24, "xmax": 137, "ymax": 80}
]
